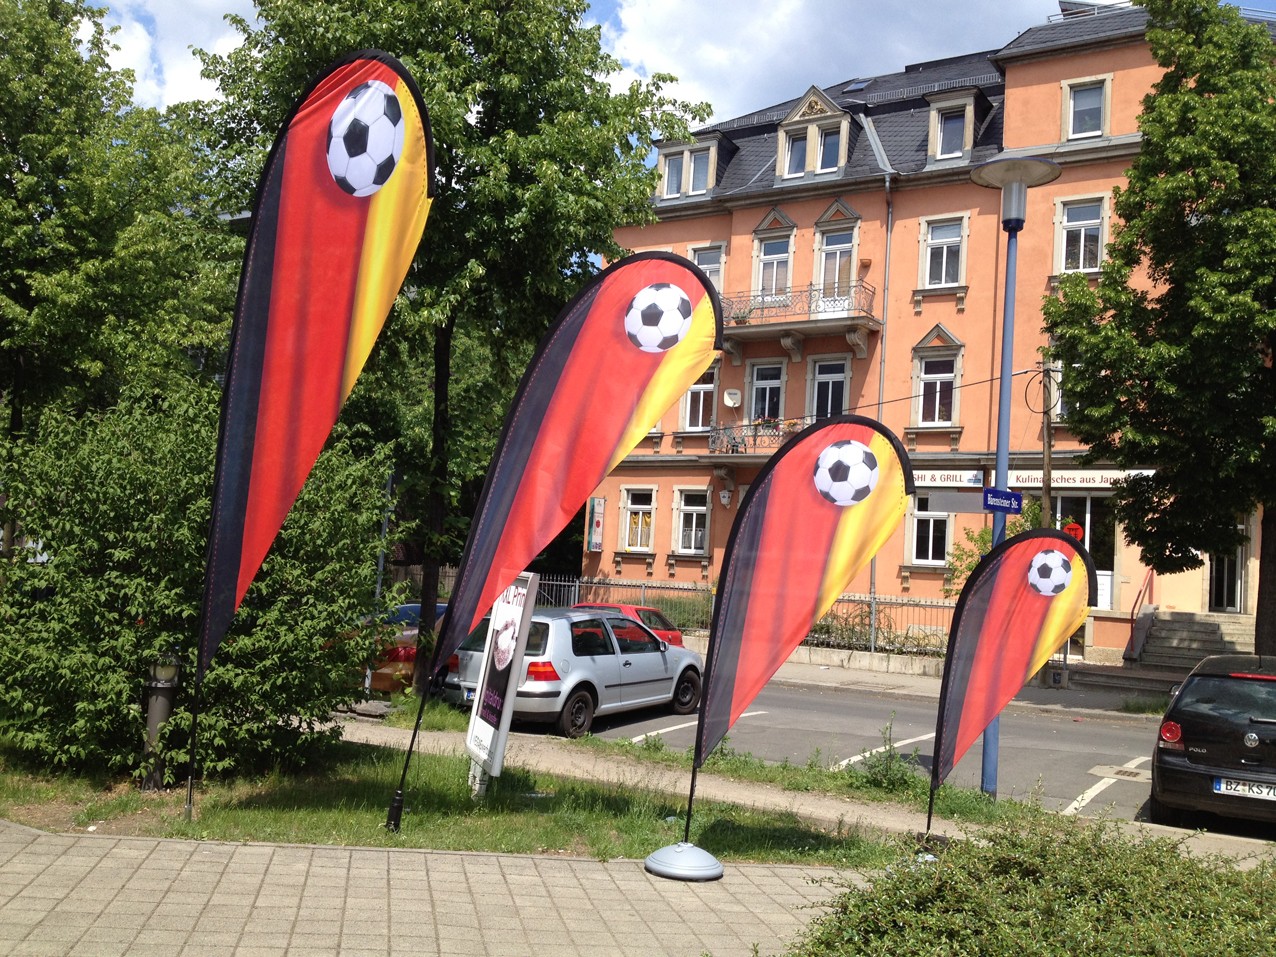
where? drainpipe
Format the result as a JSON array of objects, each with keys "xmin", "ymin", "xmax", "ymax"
[{"xmin": 868, "ymin": 169, "xmax": 895, "ymax": 652}]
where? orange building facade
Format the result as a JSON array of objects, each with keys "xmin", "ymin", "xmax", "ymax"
[{"xmin": 581, "ymin": 4, "xmax": 1262, "ymax": 657}]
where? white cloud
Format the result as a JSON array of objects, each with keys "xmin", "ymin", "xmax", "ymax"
[
  {"xmin": 102, "ymin": 0, "xmax": 256, "ymax": 109},
  {"xmin": 600, "ymin": 0, "xmax": 1065, "ymax": 123}
]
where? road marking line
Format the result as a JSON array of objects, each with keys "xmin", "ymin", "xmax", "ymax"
[
  {"xmin": 830, "ymin": 732, "xmax": 936, "ymax": 771},
  {"xmin": 629, "ymin": 711, "xmax": 767, "ymax": 745},
  {"xmin": 1062, "ymin": 755, "xmax": 1151, "ymax": 816}
]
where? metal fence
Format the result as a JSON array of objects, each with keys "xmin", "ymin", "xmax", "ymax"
[{"xmin": 465, "ymin": 570, "xmax": 957, "ymax": 656}]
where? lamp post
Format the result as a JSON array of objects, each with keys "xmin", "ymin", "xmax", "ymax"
[
  {"xmin": 971, "ymin": 156, "xmax": 1060, "ymax": 797},
  {"xmin": 144, "ymin": 654, "xmax": 181, "ymax": 790}
]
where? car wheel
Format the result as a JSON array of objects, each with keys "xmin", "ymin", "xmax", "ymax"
[
  {"xmin": 558, "ymin": 688, "xmax": 595, "ymax": 738},
  {"xmin": 1147, "ymin": 791, "xmax": 1183, "ymax": 828},
  {"xmin": 671, "ymin": 669, "xmax": 701, "ymax": 715}
]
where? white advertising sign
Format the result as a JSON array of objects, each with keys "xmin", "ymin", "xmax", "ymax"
[{"xmin": 465, "ymin": 572, "xmax": 539, "ymax": 778}]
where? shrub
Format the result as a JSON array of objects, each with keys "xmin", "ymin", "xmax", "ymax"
[
  {"xmin": 0, "ymin": 387, "xmax": 399, "ymax": 780},
  {"xmin": 789, "ymin": 815, "xmax": 1275, "ymax": 956}
]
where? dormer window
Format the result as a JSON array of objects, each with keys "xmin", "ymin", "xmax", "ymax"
[
  {"xmin": 925, "ymin": 89, "xmax": 986, "ymax": 165},
  {"xmin": 660, "ymin": 143, "xmax": 715, "ymax": 198},
  {"xmin": 776, "ymin": 87, "xmax": 849, "ymax": 179}
]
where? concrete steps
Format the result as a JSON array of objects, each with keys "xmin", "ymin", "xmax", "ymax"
[{"xmin": 1114, "ymin": 610, "xmax": 1257, "ymax": 683}]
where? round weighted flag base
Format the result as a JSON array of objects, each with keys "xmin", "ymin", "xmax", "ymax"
[{"xmin": 644, "ymin": 842, "xmax": 724, "ymax": 882}]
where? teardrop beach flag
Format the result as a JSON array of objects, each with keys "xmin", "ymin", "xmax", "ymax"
[
  {"xmin": 431, "ymin": 252, "xmax": 722, "ymax": 673},
  {"xmin": 695, "ymin": 416, "xmax": 913, "ymax": 767},
  {"xmin": 198, "ymin": 50, "xmax": 434, "ymax": 679},
  {"xmin": 931, "ymin": 528, "xmax": 1097, "ymax": 788}
]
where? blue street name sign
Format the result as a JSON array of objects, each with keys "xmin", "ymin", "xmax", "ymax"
[{"xmin": 983, "ymin": 487, "xmax": 1023, "ymax": 514}]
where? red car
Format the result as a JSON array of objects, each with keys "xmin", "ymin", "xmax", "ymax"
[{"xmin": 572, "ymin": 603, "xmax": 683, "ymax": 646}]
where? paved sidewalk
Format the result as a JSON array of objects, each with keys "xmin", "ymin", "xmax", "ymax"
[{"xmin": 0, "ymin": 818, "xmax": 838, "ymax": 957}]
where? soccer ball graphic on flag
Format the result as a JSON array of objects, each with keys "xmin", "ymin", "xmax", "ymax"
[
  {"xmin": 813, "ymin": 440, "xmax": 878, "ymax": 506},
  {"xmin": 1027, "ymin": 548, "xmax": 1072, "ymax": 596},
  {"xmin": 326, "ymin": 80, "xmax": 405, "ymax": 197},
  {"xmin": 623, "ymin": 283, "xmax": 693, "ymax": 353}
]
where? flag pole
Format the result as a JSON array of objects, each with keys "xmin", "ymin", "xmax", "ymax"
[
  {"xmin": 183, "ymin": 679, "xmax": 202, "ymax": 821},
  {"xmin": 682, "ymin": 763, "xmax": 700, "ymax": 845},
  {"xmin": 385, "ymin": 678, "xmax": 431, "ymax": 832}
]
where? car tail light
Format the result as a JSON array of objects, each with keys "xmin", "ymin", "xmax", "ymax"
[
  {"xmin": 1158, "ymin": 720, "xmax": 1184, "ymax": 751},
  {"xmin": 525, "ymin": 661, "xmax": 560, "ymax": 682},
  {"xmin": 446, "ymin": 654, "xmax": 459, "ymax": 673},
  {"xmin": 1229, "ymin": 672, "xmax": 1276, "ymax": 681}
]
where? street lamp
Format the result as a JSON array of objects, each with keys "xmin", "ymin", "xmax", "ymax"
[
  {"xmin": 144, "ymin": 653, "xmax": 181, "ymax": 790},
  {"xmin": 971, "ymin": 156, "xmax": 1060, "ymax": 797}
]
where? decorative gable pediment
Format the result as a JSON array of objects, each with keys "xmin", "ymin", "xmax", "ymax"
[
  {"xmin": 782, "ymin": 86, "xmax": 842, "ymax": 125},
  {"xmin": 915, "ymin": 323, "xmax": 962, "ymax": 350},
  {"xmin": 753, "ymin": 207, "xmax": 796, "ymax": 233},
  {"xmin": 815, "ymin": 198, "xmax": 862, "ymax": 227}
]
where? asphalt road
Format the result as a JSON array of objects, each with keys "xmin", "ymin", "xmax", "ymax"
[{"xmin": 587, "ymin": 681, "xmax": 1160, "ymax": 822}]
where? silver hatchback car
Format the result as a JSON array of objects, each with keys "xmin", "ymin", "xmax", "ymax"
[{"xmin": 442, "ymin": 607, "xmax": 703, "ymax": 737}]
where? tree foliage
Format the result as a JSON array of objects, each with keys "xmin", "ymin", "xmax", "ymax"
[
  {"xmin": 0, "ymin": 388, "xmax": 400, "ymax": 778},
  {"xmin": 1042, "ymin": 0, "xmax": 1276, "ymax": 651},
  {"xmin": 0, "ymin": 0, "xmax": 233, "ymax": 441}
]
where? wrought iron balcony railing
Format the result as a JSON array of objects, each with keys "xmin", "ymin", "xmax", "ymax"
[
  {"xmin": 719, "ymin": 281, "xmax": 876, "ymax": 327},
  {"xmin": 708, "ymin": 413, "xmax": 829, "ymax": 453}
]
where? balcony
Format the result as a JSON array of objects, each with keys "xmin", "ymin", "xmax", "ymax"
[
  {"xmin": 719, "ymin": 281, "xmax": 879, "ymax": 363},
  {"xmin": 708, "ymin": 414, "xmax": 822, "ymax": 454}
]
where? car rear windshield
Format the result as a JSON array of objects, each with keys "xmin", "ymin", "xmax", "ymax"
[
  {"xmin": 1173, "ymin": 674, "xmax": 1276, "ymax": 722},
  {"xmin": 458, "ymin": 619, "xmax": 549, "ymax": 657}
]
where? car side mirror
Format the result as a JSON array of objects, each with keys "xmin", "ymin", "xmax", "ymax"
[{"xmin": 658, "ymin": 640, "xmax": 668, "ymax": 653}]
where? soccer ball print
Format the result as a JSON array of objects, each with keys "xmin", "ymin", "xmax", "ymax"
[
  {"xmin": 1027, "ymin": 548, "xmax": 1072, "ymax": 596},
  {"xmin": 623, "ymin": 283, "xmax": 694, "ymax": 352},
  {"xmin": 326, "ymin": 80, "xmax": 405, "ymax": 197},
  {"xmin": 812, "ymin": 440, "xmax": 879, "ymax": 506}
]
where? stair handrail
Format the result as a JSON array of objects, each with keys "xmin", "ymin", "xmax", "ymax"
[{"xmin": 1123, "ymin": 567, "xmax": 1156, "ymax": 661}]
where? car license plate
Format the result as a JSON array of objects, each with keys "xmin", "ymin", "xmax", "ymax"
[
  {"xmin": 464, "ymin": 689, "xmax": 475, "ymax": 702},
  {"xmin": 1213, "ymin": 777, "xmax": 1276, "ymax": 801}
]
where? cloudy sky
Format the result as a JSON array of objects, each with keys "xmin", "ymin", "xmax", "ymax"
[{"xmin": 102, "ymin": 1, "xmax": 1276, "ymax": 122}]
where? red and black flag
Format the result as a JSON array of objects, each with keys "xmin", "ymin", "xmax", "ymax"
[
  {"xmin": 431, "ymin": 252, "xmax": 722, "ymax": 673},
  {"xmin": 931, "ymin": 528, "xmax": 1097, "ymax": 788},
  {"xmin": 197, "ymin": 51, "xmax": 433, "ymax": 679},
  {"xmin": 694, "ymin": 416, "xmax": 913, "ymax": 767}
]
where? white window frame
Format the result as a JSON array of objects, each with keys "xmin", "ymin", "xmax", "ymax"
[
  {"xmin": 747, "ymin": 360, "xmax": 785, "ymax": 422},
  {"xmin": 756, "ymin": 233, "xmax": 792, "ymax": 300},
  {"xmin": 1063, "ymin": 76, "xmax": 1110, "ymax": 140},
  {"xmin": 937, "ymin": 108, "xmax": 965, "ymax": 159},
  {"xmin": 809, "ymin": 356, "xmax": 849, "ymax": 422},
  {"xmin": 912, "ymin": 495, "xmax": 949, "ymax": 566},
  {"xmin": 919, "ymin": 215, "xmax": 967, "ymax": 289},
  {"xmin": 673, "ymin": 487, "xmax": 710, "ymax": 556},
  {"xmin": 784, "ymin": 132, "xmax": 807, "ymax": 177},
  {"xmin": 918, "ymin": 357, "xmax": 956, "ymax": 426},
  {"xmin": 691, "ymin": 244, "xmax": 724, "ymax": 291},
  {"xmin": 683, "ymin": 366, "xmax": 716, "ymax": 431},
  {"xmin": 688, "ymin": 148, "xmax": 710, "ymax": 194},
  {"xmin": 1055, "ymin": 196, "xmax": 1106, "ymax": 274},
  {"xmin": 620, "ymin": 486, "xmax": 656, "ymax": 553},
  {"xmin": 662, "ymin": 154, "xmax": 683, "ymax": 198},
  {"xmin": 818, "ymin": 127, "xmax": 841, "ymax": 172},
  {"xmin": 817, "ymin": 227, "xmax": 858, "ymax": 302}
]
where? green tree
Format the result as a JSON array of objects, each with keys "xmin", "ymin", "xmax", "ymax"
[
  {"xmin": 194, "ymin": 0, "xmax": 709, "ymax": 676},
  {"xmin": 1042, "ymin": 0, "xmax": 1276, "ymax": 654},
  {"xmin": 0, "ymin": 0, "xmax": 231, "ymax": 440}
]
